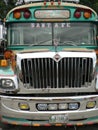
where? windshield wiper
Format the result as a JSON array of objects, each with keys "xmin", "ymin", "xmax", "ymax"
[
  {"xmin": 29, "ymin": 39, "xmax": 52, "ymax": 46},
  {"xmin": 59, "ymin": 41, "xmax": 77, "ymax": 46}
]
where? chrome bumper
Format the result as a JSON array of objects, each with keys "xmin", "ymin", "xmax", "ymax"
[{"xmin": 1, "ymin": 95, "xmax": 98, "ymax": 125}]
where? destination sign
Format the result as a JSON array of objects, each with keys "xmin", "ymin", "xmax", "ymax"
[{"xmin": 35, "ymin": 10, "xmax": 70, "ymax": 19}]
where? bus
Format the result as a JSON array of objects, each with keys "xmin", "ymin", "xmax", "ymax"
[{"xmin": 0, "ymin": 0, "xmax": 98, "ymax": 127}]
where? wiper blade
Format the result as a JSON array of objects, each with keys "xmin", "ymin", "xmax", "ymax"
[
  {"xmin": 59, "ymin": 41, "xmax": 77, "ymax": 46},
  {"xmin": 29, "ymin": 39, "xmax": 52, "ymax": 46}
]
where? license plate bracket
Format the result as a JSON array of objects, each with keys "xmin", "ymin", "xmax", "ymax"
[{"xmin": 49, "ymin": 114, "xmax": 68, "ymax": 124}]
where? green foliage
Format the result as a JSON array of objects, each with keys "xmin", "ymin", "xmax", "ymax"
[
  {"xmin": 0, "ymin": 0, "xmax": 98, "ymax": 19},
  {"xmin": 0, "ymin": 1, "xmax": 7, "ymax": 19},
  {"xmin": 0, "ymin": 0, "xmax": 16, "ymax": 19},
  {"xmin": 80, "ymin": 0, "xmax": 98, "ymax": 14}
]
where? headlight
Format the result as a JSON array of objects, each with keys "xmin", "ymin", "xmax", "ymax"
[
  {"xmin": 37, "ymin": 104, "xmax": 48, "ymax": 111},
  {"xmin": 48, "ymin": 104, "xmax": 58, "ymax": 110},
  {"xmin": 0, "ymin": 79, "xmax": 15, "ymax": 89},
  {"xmin": 68, "ymin": 103, "xmax": 79, "ymax": 110},
  {"xmin": 58, "ymin": 103, "xmax": 68, "ymax": 110}
]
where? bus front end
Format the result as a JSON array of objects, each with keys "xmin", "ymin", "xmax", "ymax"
[{"xmin": 0, "ymin": 0, "xmax": 98, "ymax": 126}]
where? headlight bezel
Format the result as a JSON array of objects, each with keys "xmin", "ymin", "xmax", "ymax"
[
  {"xmin": 0, "ymin": 75, "xmax": 18, "ymax": 92},
  {"xmin": 0, "ymin": 78, "xmax": 15, "ymax": 90}
]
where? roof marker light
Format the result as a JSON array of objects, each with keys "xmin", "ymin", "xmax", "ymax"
[
  {"xmin": 44, "ymin": 0, "xmax": 46, "ymax": 5},
  {"xmin": 51, "ymin": 0, "xmax": 54, "ymax": 5},
  {"xmin": 58, "ymin": 0, "xmax": 61, "ymax": 5}
]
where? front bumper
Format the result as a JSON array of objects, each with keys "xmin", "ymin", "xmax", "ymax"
[{"xmin": 1, "ymin": 95, "xmax": 98, "ymax": 126}]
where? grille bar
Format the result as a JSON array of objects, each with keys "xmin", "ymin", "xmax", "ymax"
[{"xmin": 21, "ymin": 57, "xmax": 93, "ymax": 89}]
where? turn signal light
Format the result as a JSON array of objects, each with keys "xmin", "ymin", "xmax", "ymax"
[
  {"xmin": 19, "ymin": 103, "xmax": 30, "ymax": 110},
  {"xmin": 13, "ymin": 8, "xmax": 31, "ymax": 19},
  {"xmin": 84, "ymin": 11, "xmax": 92, "ymax": 19},
  {"xmin": 74, "ymin": 8, "xmax": 92, "ymax": 19},
  {"xmin": 86, "ymin": 101, "xmax": 96, "ymax": 109},
  {"xmin": 13, "ymin": 11, "xmax": 21, "ymax": 19},
  {"xmin": 1, "ymin": 59, "xmax": 8, "ymax": 67}
]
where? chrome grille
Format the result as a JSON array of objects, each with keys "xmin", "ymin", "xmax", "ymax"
[{"xmin": 21, "ymin": 57, "xmax": 93, "ymax": 89}]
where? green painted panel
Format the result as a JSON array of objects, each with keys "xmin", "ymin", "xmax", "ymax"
[
  {"xmin": 0, "ymin": 67, "xmax": 14, "ymax": 75},
  {"xmin": 7, "ymin": 45, "xmax": 98, "ymax": 52},
  {"xmin": 6, "ymin": 4, "xmax": 97, "ymax": 22}
]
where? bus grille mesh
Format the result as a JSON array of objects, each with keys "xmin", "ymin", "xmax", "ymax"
[{"xmin": 21, "ymin": 57, "xmax": 93, "ymax": 89}]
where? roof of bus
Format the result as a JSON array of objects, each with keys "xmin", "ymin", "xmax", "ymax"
[{"xmin": 6, "ymin": 2, "xmax": 97, "ymax": 20}]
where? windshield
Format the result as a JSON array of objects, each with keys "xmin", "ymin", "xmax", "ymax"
[{"xmin": 8, "ymin": 22, "xmax": 97, "ymax": 46}]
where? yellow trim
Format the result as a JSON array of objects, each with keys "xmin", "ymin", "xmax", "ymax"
[
  {"xmin": 63, "ymin": 48, "xmax": 93, "ymax": 52},
  {"xmin": 13, "ymin": 49, "xmax": 49, "ymax": 54}
]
